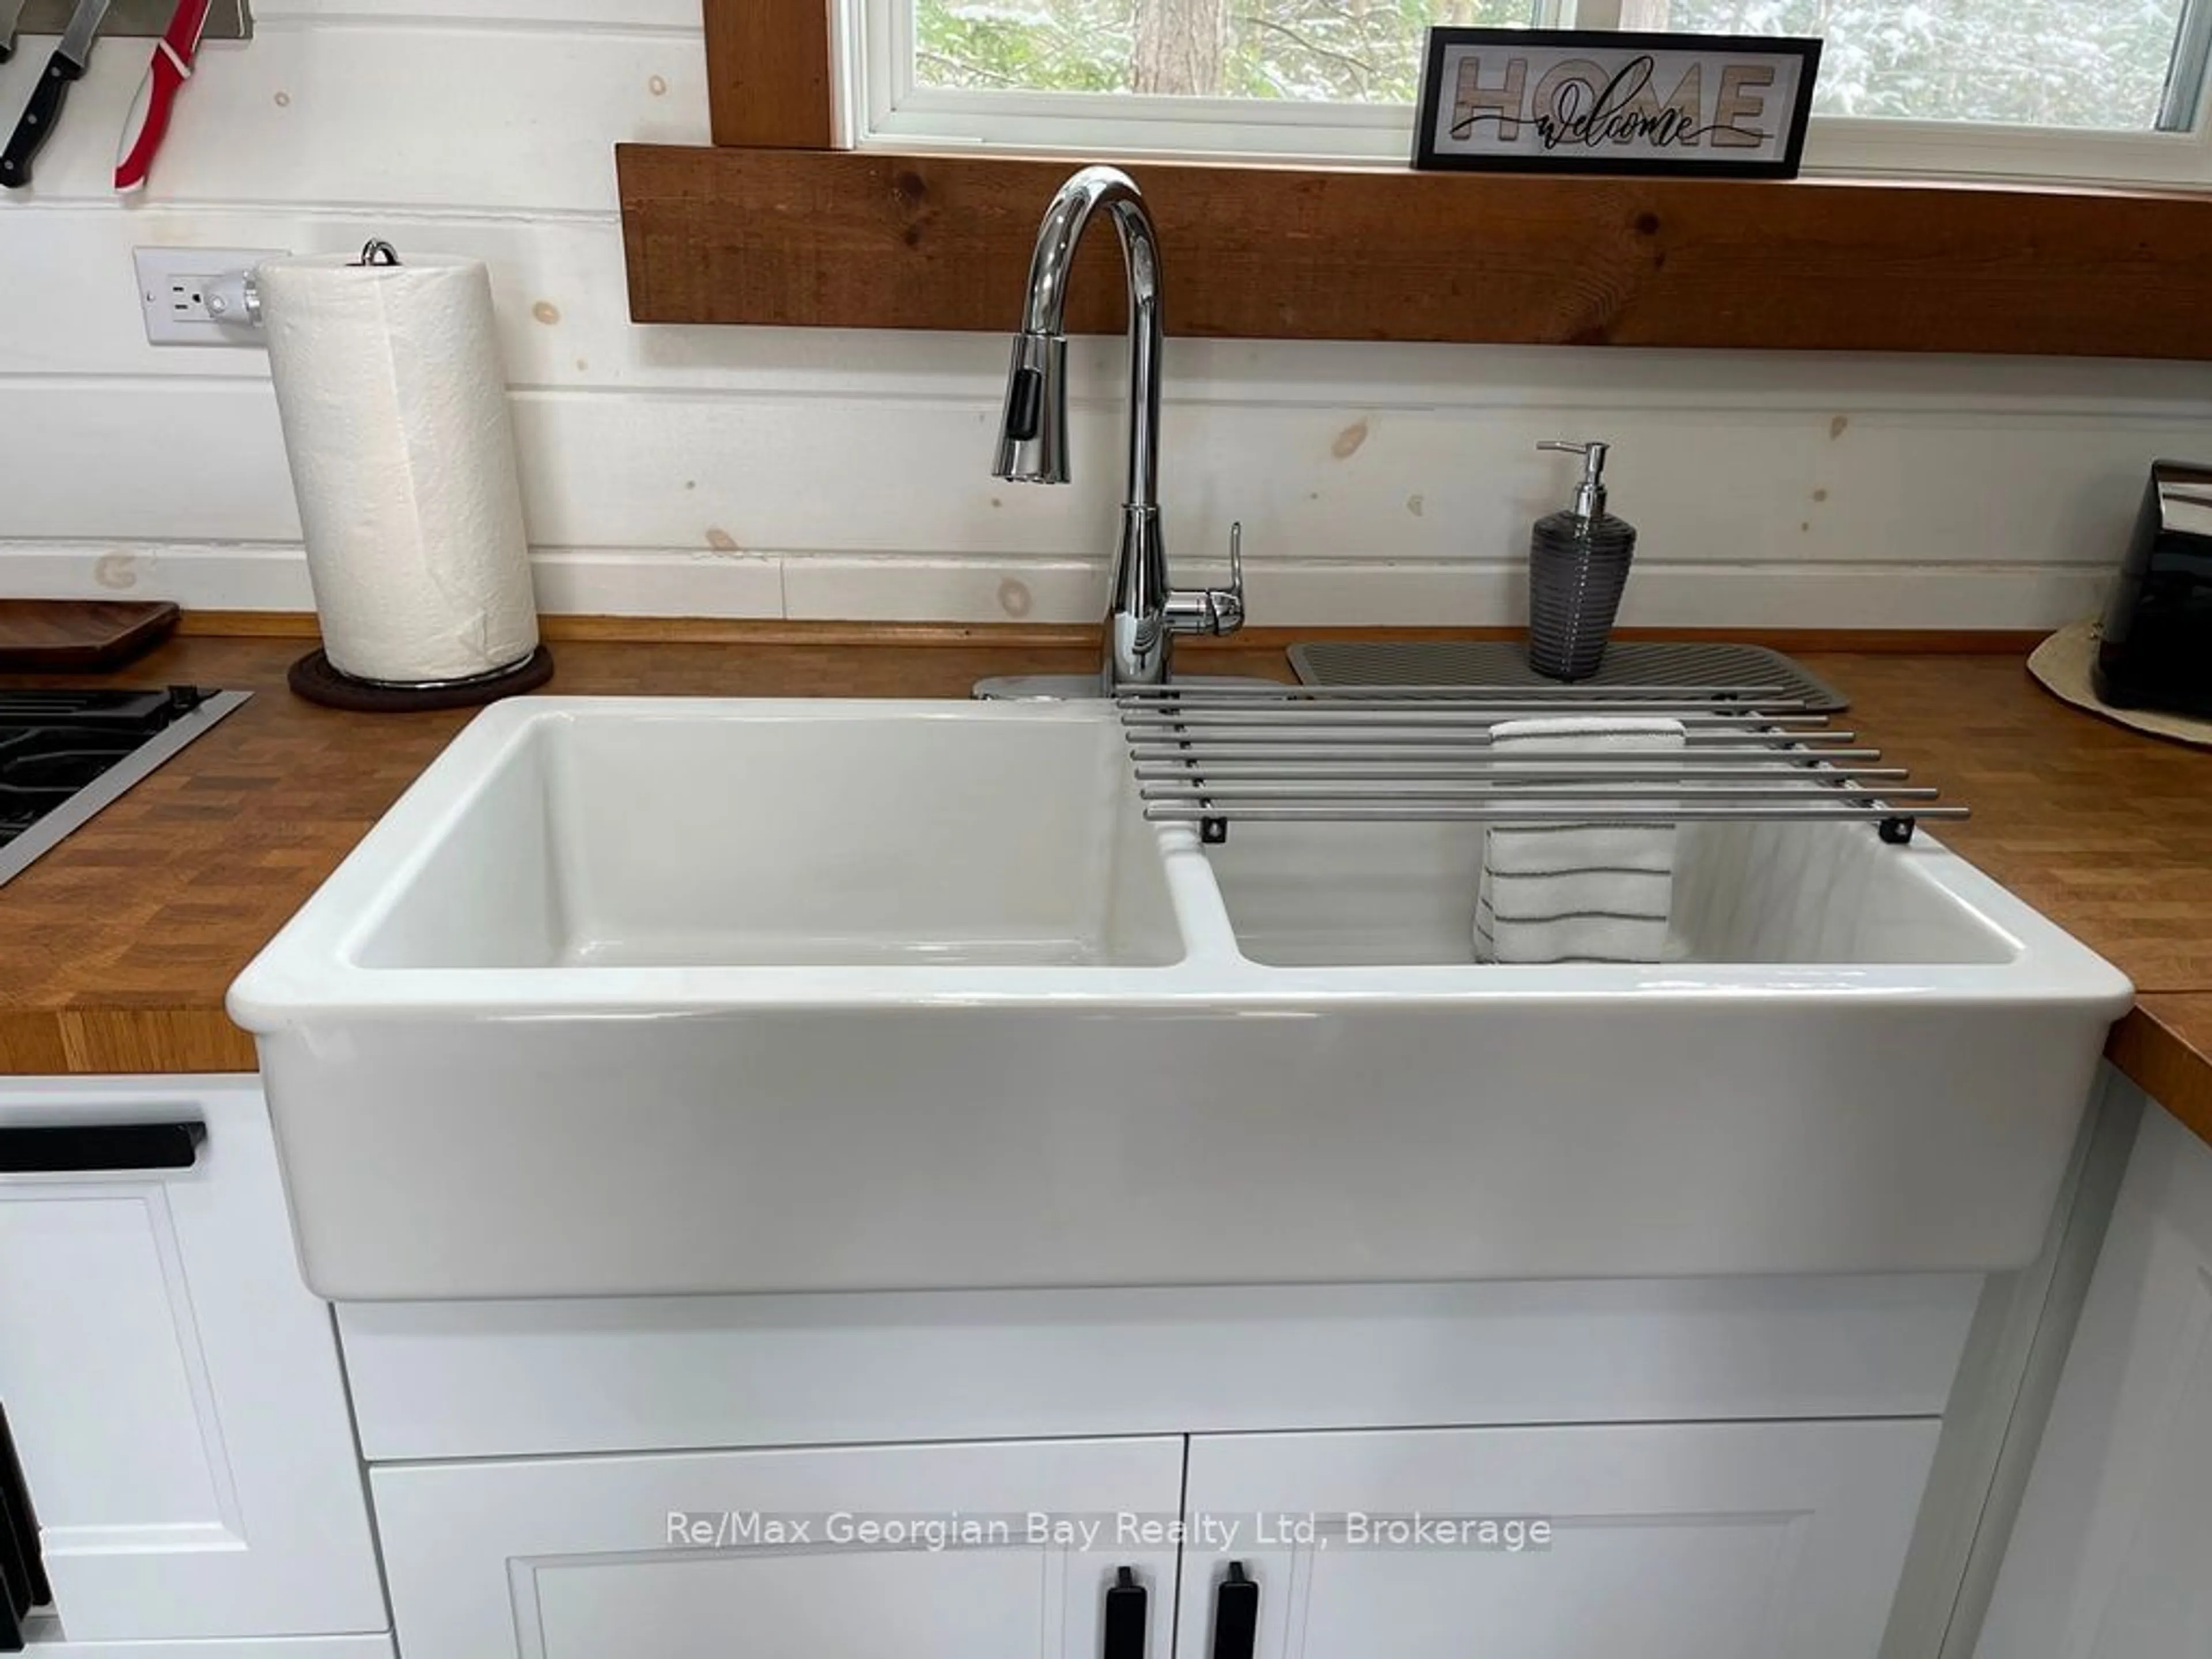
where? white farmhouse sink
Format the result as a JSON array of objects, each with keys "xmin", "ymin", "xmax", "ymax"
[
  {"xmin": 230, "ymin": 698, "xmax": 2131, "ymax": 1301},
  {"xmin": 347, "ymin": 704, "xmax": 1182, "ymax": 971}
]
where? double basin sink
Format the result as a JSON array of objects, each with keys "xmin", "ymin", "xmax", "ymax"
[{"xmin": 230, "ymin": 698, "xmax": 2132, "ymax": 1300}]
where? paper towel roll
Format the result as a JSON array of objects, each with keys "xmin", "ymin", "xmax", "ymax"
[{"xmin": 259, "ymin": 252, "xmax": 540, "ymax": 684}]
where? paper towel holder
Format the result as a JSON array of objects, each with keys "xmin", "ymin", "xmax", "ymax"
[
  {"xmin": 207, "ymin": 242, "xmax": 399, "ymax": 332},
  {"xmin": 270, "ymin": 234, "xmax": 556, "ymax": 713},
  {"xmin": 289, "ymin": 646, "xmax": 555, "ymax": 713}
]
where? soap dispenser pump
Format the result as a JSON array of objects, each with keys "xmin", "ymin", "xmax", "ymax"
[{"xmin": 1527, "ymin": 439, "xmax": 1637, "ymax": 681}]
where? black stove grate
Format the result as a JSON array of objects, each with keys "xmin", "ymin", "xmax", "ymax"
[{"xmin": 0, "ymin": 688, "xmax": 219, "ymax": 851}]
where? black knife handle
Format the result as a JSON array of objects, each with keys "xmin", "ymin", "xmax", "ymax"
[
  {"xmin": 1210, "ymin": 1562, "xmax": 1258, "ymax": 1659},
  {"xmin": 0, "ymin": 50, "xmax": 88, "ymax": 191},
  {"xmin": 1101, "ymin": 1565, "xmax": 1147, "ymax": 1659}
]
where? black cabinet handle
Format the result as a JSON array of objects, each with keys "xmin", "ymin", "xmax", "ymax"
[
  {"xmin": 0, "ymin": 1403, "xmax": 47, "ymax": 1653},
  {"xmin": 1102, "ymin": 1564, "xmax": 1147, "ymax": 1659},
  {"xmin": 1210, "ymin": 1561, "xmax": 1258, "ymax": 1659},
  {"xmin": 0, "ymin": 1122, "xmax": 203, "ymax": 1174}
]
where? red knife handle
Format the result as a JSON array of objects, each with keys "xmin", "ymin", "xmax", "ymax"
[
  {"xmin": 114, "ymin": 43, "xmax": 189, "ymax": 192},
  {"xmin": 161, "ymin": 0, "xmax": 214, "ymax": 62}
]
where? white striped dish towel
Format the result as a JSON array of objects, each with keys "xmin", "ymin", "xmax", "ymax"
[{"xmin": 1473, "ymin": 715, "xmax": 1687, "ymax": 965}]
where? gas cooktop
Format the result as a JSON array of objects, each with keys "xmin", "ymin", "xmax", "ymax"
[{"xmin": 0, "ymin": 687, "xmax": 249, "ymax": 888}]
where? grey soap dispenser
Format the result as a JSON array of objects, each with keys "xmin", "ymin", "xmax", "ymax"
[{"xmin": 1527, "ymin": 440, "xmax": 1637, "ymax": 681}]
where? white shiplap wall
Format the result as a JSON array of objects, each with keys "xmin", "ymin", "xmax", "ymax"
[{"xmin": 1, "ymin": 0, "xmax": 2207, "ymax": 628}]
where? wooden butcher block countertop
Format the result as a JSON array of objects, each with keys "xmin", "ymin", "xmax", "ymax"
[{"xmin": 1, "ymin": 622, "xmax": 2207, "ymax": 1148}]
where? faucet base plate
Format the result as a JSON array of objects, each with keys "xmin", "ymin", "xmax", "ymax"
[
  {"xmin": 972, "ymin": 673, "xmax": 1111, "ymax": 702},
  {"xmin": 972, "ymin": 672, "xmax": 1289, "ymax": 702}
]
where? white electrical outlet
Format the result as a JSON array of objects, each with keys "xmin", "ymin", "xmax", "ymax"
[{"xmin": 134, "ymin": 247, "xmax": 290, "ymax": 347}]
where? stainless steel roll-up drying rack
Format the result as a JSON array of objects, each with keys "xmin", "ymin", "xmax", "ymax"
[{"xmin": 1118, "ymin": 682, "xmax": 1968, "ymax": 846}]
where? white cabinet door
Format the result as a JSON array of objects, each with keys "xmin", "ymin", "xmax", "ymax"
[
  {"xmin": 373, "ymin": 1436, "xmax": 1183, "ymax": 1659},
  {"xmin": 1976, "ymin": 1101, "xmax": 2212, "ymax": 1658},
  {"xmin": 1180, "ymin": 1420, "xmax": 1939, "ymax": 1659},
  {"xmin": 21, "ymin": 1635, "xmax": 393, "ymax": 1657},
  {"xmin": 0, "ymin": 1078, "xmax": 385, "ymax": 1643}
]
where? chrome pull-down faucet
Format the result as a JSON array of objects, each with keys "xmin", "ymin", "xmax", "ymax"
[{"xmin": 984, "ymin": 165, "xmax": 1245, "ymax": 695}]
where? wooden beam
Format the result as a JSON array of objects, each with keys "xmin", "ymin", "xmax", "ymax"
[
  {"xmin": 703, "ymin": 0, "xmax": 836, "ymax": 148},
  {"xmin": 619, "ymin": 143, "xmax": 2212, "ymax": 358}
]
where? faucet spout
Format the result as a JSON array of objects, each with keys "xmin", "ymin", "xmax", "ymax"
[
  {"xmin": 990, "ymin": 165, "xmax": 1239, "ymax": 691},
  {"xmin": 993, "ymin": 330, "xmax": 1069, "ymax": 484}
]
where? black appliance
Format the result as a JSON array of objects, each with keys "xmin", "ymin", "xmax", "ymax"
[
  {"xmin": 0, "ymin": 687, "xmax": 248, "ymax": 888},
  {"xmin": 0, "ymin": 1401, "xmax": 46, "ymax": 1650},
  {"xmin": 2094, "ymin": 460, "xmax": 2212, "ymax": 717}
]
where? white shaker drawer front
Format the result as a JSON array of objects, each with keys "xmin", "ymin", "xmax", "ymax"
[
  {"xmin": 0, "ymin": 1079, "xmax": 385, "ymax": 1643},
  {"xmin": 22, "ymin": 1634, "xmax": 393, "ymax": 1657},
  {"xmin": 373, "ymin": 1436, "xmax": 1184, "ymax": 1659},
  {"xmin": 1180, "ymin": 1419, "xmax": 1939, "ymax": 1659}
]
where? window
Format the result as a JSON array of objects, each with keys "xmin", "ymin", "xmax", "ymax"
[{"xmin": 851, "ymin": 0, "xmax": 2212, "ymax": 183}]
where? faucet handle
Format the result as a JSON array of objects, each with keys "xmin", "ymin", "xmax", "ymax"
[
  {"xmin": 1218, "ymin": 520, "xmax": 1247, "ymax": 634},
  {"xmin": 1164, "ymin": 520, "xmax": 1248, "ymax": 638}
]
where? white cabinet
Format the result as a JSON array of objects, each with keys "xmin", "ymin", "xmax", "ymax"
[
  {"xmin": 1978, "ymin": 1100, "xmax": 2212, "ymax": 1658},
  {"xmin": 0, "ymin": 1078, "xmax": 385, "ymax": 1645},
  {"xmin": 370, "ymin": 1421, "xmax": 1936, "ymax": 1659},
  {"xmin": 1179, "ymin": 1421, "xmax": 1940, "ymax": 1659},
  {"xmin": 20, "ymin": 1638, "xmax": 392, "ymax": 1657},
  {"xmin": 372, "ymin": 1436, "xmax": 1184, "ymax": 1659},
  {"xmin": 346, "ymin": 1274, "xmax": 1970, "ymax": 1659}
]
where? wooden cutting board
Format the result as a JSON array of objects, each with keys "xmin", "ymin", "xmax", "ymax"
[{"xmin": 0, "ymin": 601, "xmax": 181, "ymax": 671}]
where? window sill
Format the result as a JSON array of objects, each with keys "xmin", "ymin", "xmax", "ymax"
[{"xmin": 617, "ymin": 145, "xmax": 2212, "ymax": 359}]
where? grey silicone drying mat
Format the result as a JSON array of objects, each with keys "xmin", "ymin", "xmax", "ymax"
[{"xmin": 1285, "ymin": 639, "xmax": 1850, "ymax": 713}]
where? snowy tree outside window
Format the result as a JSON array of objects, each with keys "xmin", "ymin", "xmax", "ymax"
[{"xmin": 913, "ymin": 0, "xmax": 2199, "ymax": 131}]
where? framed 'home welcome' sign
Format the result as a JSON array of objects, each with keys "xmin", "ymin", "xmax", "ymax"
[{"xmin": 1412, "ymin": 29, "xmax": 1823, "ymax": 179}]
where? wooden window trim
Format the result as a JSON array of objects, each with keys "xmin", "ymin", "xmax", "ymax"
[
  {"xmin": 705, "ymin": 0, "xmax": 837, "ymax": 147},
  {"xmin": 679, "ymin": 0, "xmax": 2212, "ymax": 358}
]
